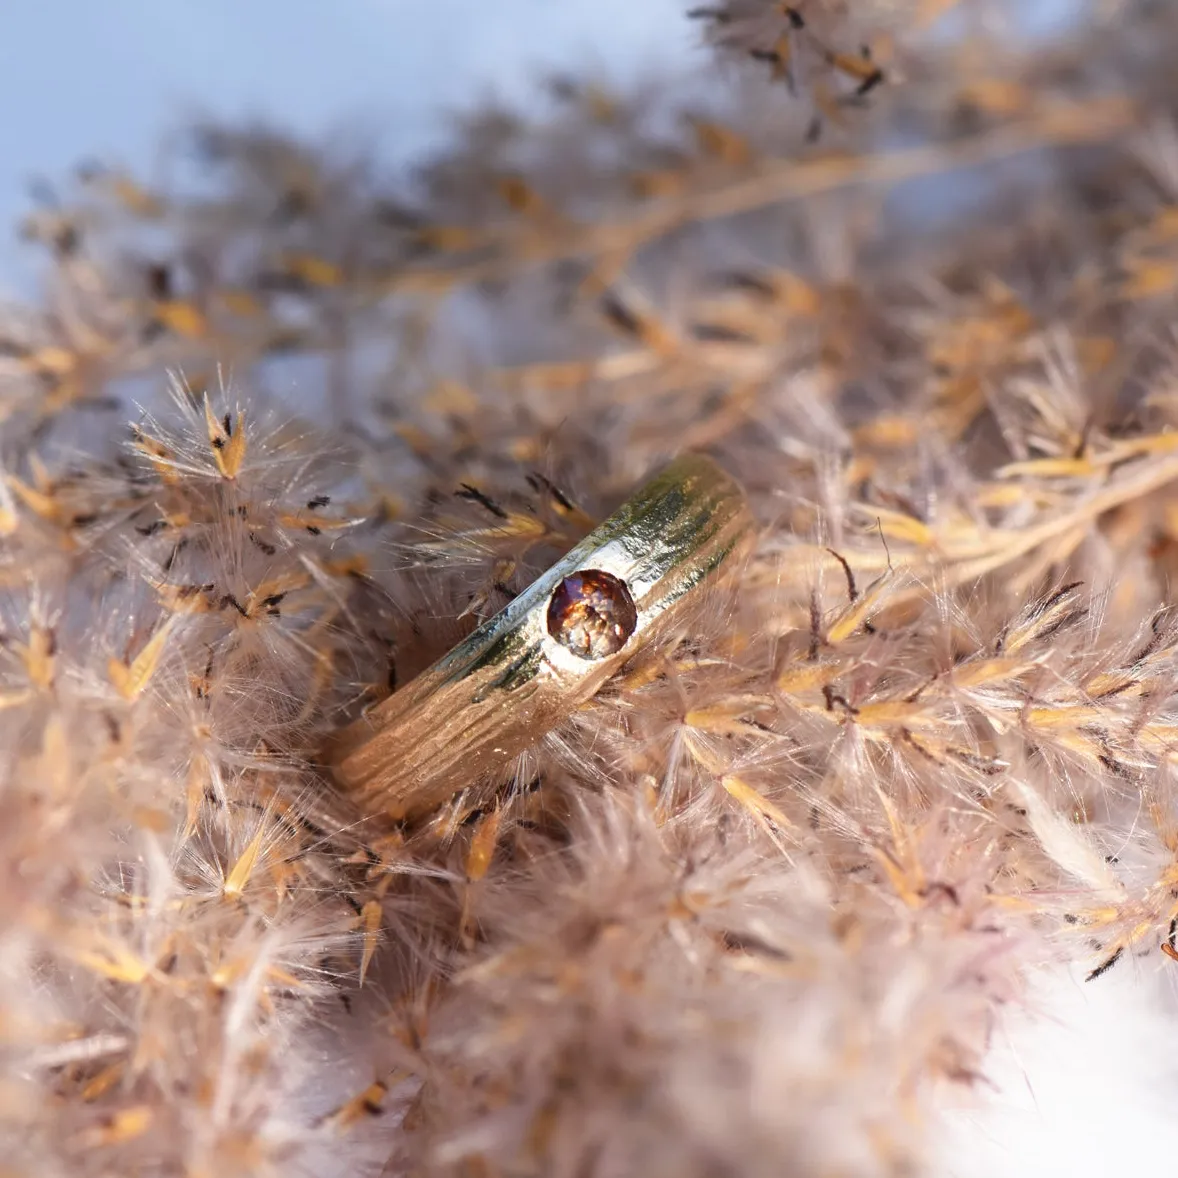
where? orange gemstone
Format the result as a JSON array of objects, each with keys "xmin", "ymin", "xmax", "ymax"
[{"xmin": 546, "ymin": 569, "xmax": 638, "ymax": 660}]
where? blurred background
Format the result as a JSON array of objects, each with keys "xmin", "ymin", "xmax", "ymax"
[{"xmin": 0, "ymin": 0, "xmax": 694, "ymax": 285}]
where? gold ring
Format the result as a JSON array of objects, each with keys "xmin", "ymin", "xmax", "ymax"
[{"xmin": 329, "ymin": 453, "xmax": 754, "ymax": 823}]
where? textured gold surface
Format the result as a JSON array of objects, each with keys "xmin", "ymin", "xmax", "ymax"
[{"xmin": 330, "ymin": 453, "xmax": 755, "ymax": 821}]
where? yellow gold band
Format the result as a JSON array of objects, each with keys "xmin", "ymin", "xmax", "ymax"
[{"xmin": 329, "ymin": 453, "xmax": 754, "ymax": 823}]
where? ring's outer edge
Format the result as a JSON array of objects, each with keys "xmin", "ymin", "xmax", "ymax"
[{"xmin": 329, "ymin": 452, "xmax": 754, "ymax": 822}]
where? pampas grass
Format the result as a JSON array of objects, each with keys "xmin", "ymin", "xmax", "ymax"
[{"xmin": 5, "ymin": 1, "xmax": 1178, "ymax": 1174}]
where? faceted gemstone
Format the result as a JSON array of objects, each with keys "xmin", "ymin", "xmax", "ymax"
[{"xmin": 546, "ymin": 569, "xmax": 638, "ymax": 660}]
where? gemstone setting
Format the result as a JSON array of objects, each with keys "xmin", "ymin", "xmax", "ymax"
[{"xmin": 546, "ymin": 569, "xmax": 638, "ymax": 660}]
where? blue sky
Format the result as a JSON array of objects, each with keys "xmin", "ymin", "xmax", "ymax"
[{"xmin": 0, "ymin": 0, "xmax": 694, "ymax": 283}]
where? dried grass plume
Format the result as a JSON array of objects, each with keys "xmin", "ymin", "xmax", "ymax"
[{"xmin": 4, "ymin": 1, "xmax": 1178, "ymax": 1175}]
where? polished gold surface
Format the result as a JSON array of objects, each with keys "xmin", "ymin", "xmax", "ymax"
[{"xmin": 329, "ymin": 453, "xmax": 755, "ymax": 822}]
